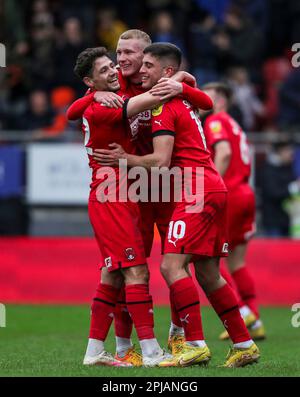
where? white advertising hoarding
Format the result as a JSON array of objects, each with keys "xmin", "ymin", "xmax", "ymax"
[{"xmin": 27, "ymin": 143, "xmax": 91, "ymax": 205}]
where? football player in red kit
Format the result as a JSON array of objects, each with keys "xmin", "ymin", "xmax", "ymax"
[
  {"xmin": 95, "ymin": 43, "xmax": 260, "ymax": 368},
  {"xmin": 202, "ymin": 82, "xmax": 265, "ymax": 340},
  {"xmin": 67, "ymin": 30, "xmax": 214, "ymax": 365},
  {"xmin": 73, "ymin": 46, "xmax": 185, "ymax": 367}
]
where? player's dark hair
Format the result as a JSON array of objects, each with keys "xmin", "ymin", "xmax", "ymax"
[
  {"xmin": 143, "ymin": 42, "xmax": 182, "ymax": 68},
  {"xmin": 74, "ymin": 47, "xmax": 109, "ymax": 80},
  {"xmin": 202, "ymin": 82, "xmax": 233, "ymax": 102}
]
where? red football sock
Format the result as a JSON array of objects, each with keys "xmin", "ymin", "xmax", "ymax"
[
  {"xmin": 125, "ymin": 284, "xmax": 155, "ymax": 340},
  {"xmin": 114, "ymin": 286, "xmax": 133, "ymax": 338},
  {"xmin": 220, "ymin": 266, "xmax": 243, "ymax": 308},
  {"xmin": 232, "ymin": 267, "xmax": 259, "ymax": 318},
  {"xmin": 207, "ymin": 283, "xmax": 251, "ymax": 343},
  {"xmin": 89, "ymin": 283, "xmax": 120, "ymax": 341},
  {"xmin": 169, "ymin": 289, "xmax": 182, "ymax": 328},
  {"xmin": 170, "ymin": 277, "xmax": 204, "ymax": 341}
]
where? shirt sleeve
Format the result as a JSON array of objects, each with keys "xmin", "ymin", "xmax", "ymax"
[
  {"xmin": 181, "ymin": 83, "xmax": 213, "ymax": 110},
  {"xmin": 66, "ymin": 92, "xmax": 94, "ymax": 120},
  {"xmin": 151, "ymin": 103, "xmax": 176, "ymax": 138},
  {"xmin": 204, "ymin": 117, "xmax": 229, "ymax": 147},
  {"xmin": 91, "ymin": 99, "xmax": 129, "ymax": 125}
]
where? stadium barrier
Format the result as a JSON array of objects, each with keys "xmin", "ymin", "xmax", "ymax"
[{"xmin": 0, "ymin": 236, "xmax": 299, "ymax": 306}]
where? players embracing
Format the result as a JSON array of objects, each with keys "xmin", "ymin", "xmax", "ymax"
[{"xmin": 68, "ymin": 30, "xmax": 261, "ymax": 368}]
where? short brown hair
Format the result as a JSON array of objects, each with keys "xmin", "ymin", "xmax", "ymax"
[
  {"xmin": 119, "ymin": 29, "xmax": 151, "ymax": 45},
  {"xmin": 74, "ymin": 47, "xmax": 109, "ymax": 80},
  {"xmin": 202, "ymin": 82, "xmax": 232, "ymax": 102},
  {"xmin": 143, "ymin": 43, "xmax": 182, "ymax": 69}
]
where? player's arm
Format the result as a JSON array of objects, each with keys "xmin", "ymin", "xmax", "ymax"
[
  {"xmin": 213, "ymin": 141, "xmax": 232, "ymax": 176},
  {"xmin": 93, "ymin": 135, "xmax": 174, "ymax": 169},
  {"xmin": 66, "ymin": 92, "xmax": 124, "ymax": 120},
  {"xmin": 149, "ymin": 79, "xmax": 213, "ymax": 109},
  {"xmin": 171, "ymin": 71, "xmax": 197, "ymax": 87},
  {"xmin": 126, "ymin": 92, "xmax": 162, "ymax": 118}
]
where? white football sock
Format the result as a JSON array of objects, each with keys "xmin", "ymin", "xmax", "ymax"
[
  {"xmin": 186, "ymin": 340, "xmax": 206, "ymax": 348},
  {"xmin": 85, "ymin": 338, "xmax": 104, "ymax": 357},
  {"xmin": 169, "ymin": 322, "xmax": 184, "ymax": 336},
  {"xmin": 249, "ymin": 319, "xmax": 262, "ymax": 330},
  {"xmin": 140, "ymin": 338, "xmax": 162, "ymax": 358},
  {"xmin": 239, "ymin": 305, "xmax": 252, "ymax": 319},
  {"xmin": 116, "ymin": 337, "xmax": 133, "ymax": 357},
  {"xmin": 233, "ymin": 340, "xmax": 253, "ymax": 349}
]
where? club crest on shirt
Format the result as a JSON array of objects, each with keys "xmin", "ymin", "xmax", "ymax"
[
  {"xmin": 152, "ymin": 104, "xmax": 164, "ymax": 116},
  {"xmin": 125, "ymin": 248, "xmax": 136, "ymax": 261}
]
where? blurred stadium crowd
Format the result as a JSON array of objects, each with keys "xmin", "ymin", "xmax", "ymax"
[
  {"xmin": 0, "ymin": 0, "xmax": 300, "ymax": 237},
  {"xmin": 1, "ymin": 0, "xmax": 300, "ymax": 133}
]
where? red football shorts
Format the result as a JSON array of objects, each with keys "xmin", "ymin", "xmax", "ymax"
[
  {"xmin": 164, "ymin": 191, "xmax": 228, "ymax": 259},
  {"xmin": 88, "ymin": 200, "xmax": 146, "ymax": 272},
  {"xmin": 227, "ymin": 184, "xmax": 256, "ymax": 249},
  {"xmin": 139, "ymin": 201, "xmax": 175, "ymax": 257}
]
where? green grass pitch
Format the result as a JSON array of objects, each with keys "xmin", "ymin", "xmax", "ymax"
[{"xmin": 0, "ymin": 305, "xmax": 299, "ymax": 377}]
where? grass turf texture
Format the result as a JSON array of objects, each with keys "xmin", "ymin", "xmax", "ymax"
[{"xmin": 0, "ymin": 305, "xmax": 299, "ymax": 377}]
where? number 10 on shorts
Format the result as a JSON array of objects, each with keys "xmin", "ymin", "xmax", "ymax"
[{"xmin": 168, "ymin": 221, "xmax": 186, "ymax": 241}]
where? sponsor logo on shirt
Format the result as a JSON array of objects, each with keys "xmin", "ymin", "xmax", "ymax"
[
  {"xmin": 105, "ymin": 256, "xmax": 112, "ymax": 268},
  {"xmin": 152, "ymin": 104, "xmax": 164, "ymax": 116},
  {"xmin": 209, "ymin": 120, "xmax": 222, "ymax": 133}
]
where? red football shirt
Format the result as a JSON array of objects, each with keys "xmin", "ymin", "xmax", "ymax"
[
  {"xmin": 151, "ymin": 98, "xmax": 226, "ymax": 194},
  {"xmin": 118, "ymin": 71, "xmax": 153, "ymax": 156},
  {"xmin": 83, "ymin": 96, "xmax": 134, "ymax": 201},
  {"xmin": 204, "ymin": 111, "xmax": 251, "ymax": 191}
]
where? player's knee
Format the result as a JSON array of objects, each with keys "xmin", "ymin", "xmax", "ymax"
[
  {"xmin": 160, "ymin": 258, "xmax": 172, "ymax": 281},
  {"xmin": 123, "ymin": 264, "xmax": 150, "ymax": 285},
  {"xmin": 195, "ymin": 266, "xmax": 219, "ymax": 289},
  {"xmin": 101, "ymin": 268, "xmax": 123, "ymax": 288}
]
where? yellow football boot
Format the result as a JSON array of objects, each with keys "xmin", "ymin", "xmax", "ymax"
[
  {"xmin": 159, "ymin": 343, "xmax": 211, "ymax": 368},
  {"xmin": 219, "ymin": 312, "xmax": 257, "ymax": 340},
  {"xmin": 115, "ymin": 346, "xmax": 143, "ymax": 367},
  {"xmin": 167, "ymin": 334, "xmax": 185, "ymax": 355},
  {"xmin": 222, "ymin": 343, "xmax": 260, "ymax": 368},
  {"xmin": 249, "ymin": 322, "xmax": 266, "ymax": 340}
]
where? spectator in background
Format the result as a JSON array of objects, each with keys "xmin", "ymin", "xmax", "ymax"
[
  {"xmin": 188, "ymin": 8, "xmax": 219, "ymax": 85},
  {"xmin": 227, "ymin": 66, "xmax": 265, "ymax": 131},
  {"xmin": 213, "ymin": 5, "xmax": 264, "ymax": 81},
  {"xmin": 95, "ymin": 7, "xmax": 128, "ymax": 53},
  {"xmin": 19, "ymin": 89, "xmax": 54, "ymax": 131},
  {"xmin": 29, "ymin": 0, "xmax": 56, "ymax": 87},
  {"xmin": 54, "ymin": 17, "xmax": 88, "ymax": 95},
  {"xmin": 278, "ymin": 69, "xmax": 300, "ymax": 132},
  {"xmin": 42, "ymin": 86, "xmax": 77, "ymax": 140},
  {"xmin": 150, "ymin": 10, "xmax": 185, "ymax": 53},
  {"xmin": 260, "ymin": 141, "xmax": 299, "ymax": 237},
  {"xmin": 1, "ymin": 0, "xmax": 29, "ymax": 64}
]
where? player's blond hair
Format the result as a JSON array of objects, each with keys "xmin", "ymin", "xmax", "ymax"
[{"xmin": 119, "ymin": 29, "xmax": 151, "ymax": 45}]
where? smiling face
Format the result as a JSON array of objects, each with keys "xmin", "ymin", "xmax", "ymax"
[
  {"xmin": 140, "ymin": 53, "xmax": 168, "ymax": 90},
  {"xmin": 84, "ymin": 56, "xmax": 120, "ymax": 92},
  {"xmin": 116, "ymin": 38, "xmax": 146, "ymax": 82}
]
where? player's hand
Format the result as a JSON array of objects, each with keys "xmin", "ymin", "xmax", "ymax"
[
  {"xmin": 93, "ymin": 143, "xmax": 127, "ymax": 165},
  {"xmin": 94, "ymin": 92, "xmax": 124, "ymax": 109},
  {"xmin": 171, "ymin": 71, "xmax": 197, "ymax": 87},
  {"xmin": 149, "ymin": 78, "xmax": 183, "ymax": 101}
]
